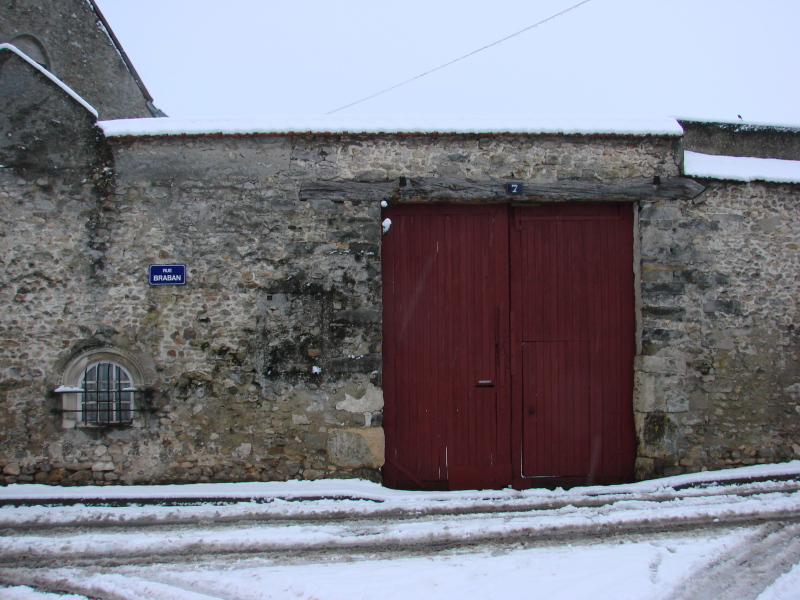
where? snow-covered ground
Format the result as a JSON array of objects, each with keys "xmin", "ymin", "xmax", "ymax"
[{"xmin": 1, "ymin": 462, "xmax": 799, "ymax": 600}]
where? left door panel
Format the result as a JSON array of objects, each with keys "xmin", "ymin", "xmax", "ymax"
[{"xmin": 382, "ymin": 204, "xmax": 512, "ymax": 490}]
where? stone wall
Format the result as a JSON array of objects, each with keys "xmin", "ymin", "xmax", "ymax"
[
  {"xmin": 1, "ymin": 130, "xmax": 683, "ymax": 485},
  {"xmin": 636, "ymin": 181, "xmax": 800, "ymax": 477},
  {"xmin": 1, "ymin": 104, "xmax": 798, "ymax": 486}
]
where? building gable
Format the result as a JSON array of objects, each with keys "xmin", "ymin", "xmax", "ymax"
[
  {"xmin": 0, "ymin": 45, "xmax": 107, "ymax": 180},
  {"xmin": 0, "ymin": 0, "xmax": 159, "ymax": 119}
]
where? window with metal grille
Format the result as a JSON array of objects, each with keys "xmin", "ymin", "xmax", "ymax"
[
  {"xmin": 80, "ymin": 362, "xmax": 134, "ymax": 424},
  {"xmin": 56, "ymin": 348, "xmax": 147, "ymax": 429}
]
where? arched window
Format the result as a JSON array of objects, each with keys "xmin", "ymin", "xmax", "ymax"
[
  {"xmin": 56, "ymin": 349, "xmax": 146, "ymax": 428},
  {"xmin": 80, "ymin": 361, "xmax": 135, "ymax": 424},
  {"xmin": 9, "ymin": 34, "xmax": 50, "ymax": 71}
]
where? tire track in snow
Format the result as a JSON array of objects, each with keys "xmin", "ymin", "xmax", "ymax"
[
  {"xmin": 1, "ymin": 568, "xmax": 226, "ymax": 600},
  {"xmin": 664, "ymin": 522, "xmax": 800, "ymax": 600},
  {"xmin": 2, "ymin": 479, "xmax": 800, "ymax": 598},
  {"xmin": 3, "ymin": 480, "xmax": 799, "ymax": 532},
  {"xmin": 1, "ymin": 522, "xmax": 798, "ymax": 600},
  {"xmin": 1, "ymin": 505, "xmax": 800, "ymax": 570}
]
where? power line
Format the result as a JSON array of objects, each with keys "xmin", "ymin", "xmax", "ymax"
[{"xmin": 325, "ymin": 0, "xmax": 594, "ymax": 115}]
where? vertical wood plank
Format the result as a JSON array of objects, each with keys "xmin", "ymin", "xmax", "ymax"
[
  {"xmin": 513, "ymin": 203, "xmax": 635, "ymax": 484},
  {"xmin": 382, "ymin": 205, "xmax": 512, "ymax": 490}
]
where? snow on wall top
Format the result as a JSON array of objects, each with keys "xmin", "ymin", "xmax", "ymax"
[
  {"xmin": 684, "ymin": 151, "xmax": 800, "ymax": 184},
  {"xmin": 0, "ymin": 43, "xmax": 99, "ymax": 119},
  {"xmin": 678, "ymin": 117, "xmax": 800, "ymax": 133},
  {"xmin": 99, "ymin": 116, "xmax": 684, "ymax": 138}
]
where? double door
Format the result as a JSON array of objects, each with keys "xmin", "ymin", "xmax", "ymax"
[{"xmin": 381, "ymin": 203, "xmax": 635, "ymax": 490}]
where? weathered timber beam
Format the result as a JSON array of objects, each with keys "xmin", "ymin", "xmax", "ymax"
[
  {"xmin": 400, "ymin": 177, "xmax": 705, "ymax": 201},
  {"xmin": 300, "ymin": 181, "xmax": 397, "ymax": 202},
  {"xmin": 300, "ymin": 177, "xmax": 705, "ymax": 203}
]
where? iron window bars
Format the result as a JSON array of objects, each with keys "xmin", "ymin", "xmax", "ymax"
[
  {"xmin": 83, "ymin": 362, "xmax": 132, "ymax": 423},
  {"xmin": 55, "ymin": 361, "xmax": 147, "ymax": 425}
]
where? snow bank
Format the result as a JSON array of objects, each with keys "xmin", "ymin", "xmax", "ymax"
[
  {"xmin": 99, "ymin": 116, "xmax": 683, "ymax": 138},
  {"xmin": 0, "ymin": 586, "xmax": 86, "ymax": 600},
  {"xmin": 684, "ymin": 151, "xmax": 800, "ymax": 183},
  {"xmin": 0, "ymin": 43, "xmax": 98, "ymax": 118},
  {"xmin": 0, "ymin": 461, "xmax": 797, "ymax": 505}
]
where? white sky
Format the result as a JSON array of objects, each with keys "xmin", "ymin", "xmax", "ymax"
[{"xmin": 96, "ymin": 0, "xmax": 800, "ymax": 125}]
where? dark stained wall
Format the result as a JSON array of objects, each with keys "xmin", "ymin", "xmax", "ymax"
[
  {"xmin": 0, "ymin": 50, "xmax": 110, "ymax": 181},
  {"xmin": 680, "ymin": 120, "xmax": 800, "ymax": 161}
]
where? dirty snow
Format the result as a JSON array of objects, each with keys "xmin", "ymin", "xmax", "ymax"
[
  {"xmin": 1, "ymin": 460, "xmax": 798, "ymax": 504},
  {"xmin": 683, "ymin": 151, "xmax": 800, "ymax": 183},
  {"xmin": 2, "ymin": 533, "xmax": 748, "ymax": 600},
  {"xmin": 0, "ymin": 463, "xmax": 798, "ymax": 598}
]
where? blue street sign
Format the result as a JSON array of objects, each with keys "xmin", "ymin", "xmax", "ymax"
[{"xmin": 149, "ymin": 264, "xmax": 186, "ymax": 285}]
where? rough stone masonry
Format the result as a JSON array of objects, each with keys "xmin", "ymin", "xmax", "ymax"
[
  {"xmin": 636, "ymin": 179, "xmax": 800, "ymax": 478},
  {"xmin": 1, "ymin": 55, "xmax": 798, "ymax": 485}
]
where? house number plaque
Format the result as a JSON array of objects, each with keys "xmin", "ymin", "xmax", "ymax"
[{"xmin": 506, "ymin": 182, "xmax": 524, "ymax": 195}]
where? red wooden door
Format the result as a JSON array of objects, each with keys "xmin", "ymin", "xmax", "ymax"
[
  {"xmin": 382, "ymin": 204, "xmax": 511, "ymax": 490},
  {"xmin": 510, "ymin": 203, "xmax": 636, "ymax": 486},
  {"xmin": 382, "ymin": 202, "xmax": 635, "ymax": 490}
]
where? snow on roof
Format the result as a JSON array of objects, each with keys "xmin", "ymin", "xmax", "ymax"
[
  {"xmin": 99, "ymin": 115, "xmax": 683, "ymax": 138},
  {"xmin": 0, "ymin": 43, "xmax": 99, "ymax": 119},
  {"xmin": 684, "ymin": 151, "xmax": 800, "ymax": 184}
]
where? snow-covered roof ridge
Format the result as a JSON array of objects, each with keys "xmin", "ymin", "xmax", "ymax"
[
  {"xmin": 99, "ymin": 116, "xmax": 684, "ymax": 138},
  {"xmin": 0, "ymin": 43, "xmax": 99, "ymax": 119},
  {"xmin": 684, "ymin": 151, "xmax": 800, "ymax": 184}
]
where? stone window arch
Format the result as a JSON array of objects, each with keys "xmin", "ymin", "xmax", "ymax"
[
  {"xmin": 9, "ymin": 34, "xmax": 50, "ymax": 71},
  {"xmin": 56, "ymin": 348, "xmax": 147, "ymax": 428}
]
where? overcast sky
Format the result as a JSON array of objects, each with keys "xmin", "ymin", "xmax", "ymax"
[{"xmin": 95, "ymin": 0, "xmax": 800, "ymax": 126}]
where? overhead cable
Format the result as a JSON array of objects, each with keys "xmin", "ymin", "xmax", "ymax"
[{"xmin": 325, "ymin": 0, "xmax": 594, "ymax": 115}]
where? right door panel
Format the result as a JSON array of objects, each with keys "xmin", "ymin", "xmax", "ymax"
[{"xmin": 511, "ymin": 203, "xmax": 636, "ymax": 485}]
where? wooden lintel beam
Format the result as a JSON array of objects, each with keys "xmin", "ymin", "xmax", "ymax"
[
  {"xmin": 299, "ymin": 177, "xmax": 705, "ymax": 203},
  {"xmin": 299, "ymin": 181, "xmax": 397, "ymax": 203}
]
